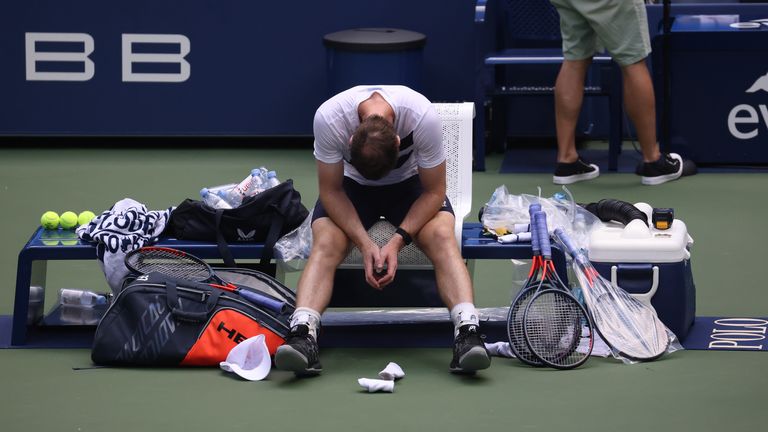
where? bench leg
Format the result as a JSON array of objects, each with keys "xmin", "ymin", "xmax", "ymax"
[{"xmin": 12, "ymin": 257, "xmax": 47, "ymax": 345}]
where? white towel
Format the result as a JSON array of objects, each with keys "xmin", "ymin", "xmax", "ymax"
[{"xmin": 77, "ymin": 198, "xmax": 173, "ymax": 293}]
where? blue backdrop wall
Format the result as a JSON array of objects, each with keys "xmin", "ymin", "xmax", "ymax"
[
  {"xmin": 1, "ymin": 0, "xmax": 476, "ymax": 136},
  {"xmin": 3, "ymin": 1, "xmax": 767, "ymax": 140}
]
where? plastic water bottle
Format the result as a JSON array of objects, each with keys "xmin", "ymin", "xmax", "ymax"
[
  {"xmin": 223, "ymin": 171, "xmax": 256, "ymax": 207},
  {"xmin": 247, "ymin": 168, "xmax": 266, "ymax": 196},
  {"xmin": 27, "ymin": 285, "xmax": 44, "ymax": 325},
  {"xmin": 202, "ymin": 182, "xmax": 237, "ymax": 207},
  {"xmin": 205, "ymin": 182, "xmax": 237, "ymax": 196},
  {"xmin": 200, "ymin": 188, "xmax": 233, "ymax": 209},
  {"xmin": 265, "ymin": 171, "xmax": 280, "ymax": 188},
  {"xmin": 60, "ymin": 305, "xmax": 102, "ymax": 325},
  {"xmin": 552, "ymin": 191, "xmax": 568, "ymax": 203},
  {"xmin": 59, "ymin": 288, "xmax": 107, "ymax": 307}
]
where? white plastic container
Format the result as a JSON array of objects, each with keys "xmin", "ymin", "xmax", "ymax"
[{"xmin": 588, "ymin": 217, "xmax": 696, "ymax": 339}]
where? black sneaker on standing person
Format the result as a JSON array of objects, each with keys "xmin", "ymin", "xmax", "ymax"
[
  {"xmin": 636, "ymin": 152, "xmax": 684, "ymax": 185},
  {"xmin": 449, "ymin": 324, "xmax": 491, "ymax": 374},
  {"xmin": 274, "ymin": 324, "xmax": 322, "ymax": 376},
  {"xmin": 553, "ymin": 158, "xmax": 600, "ymax": 185}
]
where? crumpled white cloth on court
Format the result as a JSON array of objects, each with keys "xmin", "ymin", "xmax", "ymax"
[{"xmin": 358, "ymin": 362, "xmax": 405, "ymax": 393}]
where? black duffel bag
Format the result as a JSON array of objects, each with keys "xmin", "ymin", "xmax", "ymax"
[{"xmin": 165, "ymin": 180, "xmax": 309, "ymax": 270}]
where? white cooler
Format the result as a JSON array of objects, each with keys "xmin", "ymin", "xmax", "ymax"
[{"xmin": 588, "ymin": 217, "xmax": 696, "ymax": 340}]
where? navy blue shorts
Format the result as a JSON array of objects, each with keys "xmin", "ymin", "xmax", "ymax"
[{"xmin": 312, "ymin": 175, "xmax": 454, "ymax": 230}]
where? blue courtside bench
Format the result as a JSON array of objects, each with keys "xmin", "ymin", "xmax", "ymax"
[{"xmin": 5, "ymin": 223, "xmax": 568, "ymax": 347}]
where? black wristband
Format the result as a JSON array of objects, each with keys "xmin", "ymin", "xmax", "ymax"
[{"xmin": 395, "ymin": 227, "xmax": 413, "ymax": 246}]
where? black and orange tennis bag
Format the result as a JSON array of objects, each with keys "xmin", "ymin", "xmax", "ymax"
[{"xmin": 91, "ymin": 268, "xmax": 295, "ymax": 366}]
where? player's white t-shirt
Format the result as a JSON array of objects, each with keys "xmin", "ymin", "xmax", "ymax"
[{"xmin": 313, "ymin": 85, "xmax": 443, "ymax": 186}]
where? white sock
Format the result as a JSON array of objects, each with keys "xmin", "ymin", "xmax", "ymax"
[
  {"xmin": 450, "ymin": 302, "xmax": 479, "ymax": 336},
  {"xmin": 290, "ymin": 307, "xmax": 321, "ymax": 340}
]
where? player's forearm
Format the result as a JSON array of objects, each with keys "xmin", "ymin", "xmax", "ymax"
[{"xmin": 397, "ymin": 189, "xmax": 444, "ymax": 240}]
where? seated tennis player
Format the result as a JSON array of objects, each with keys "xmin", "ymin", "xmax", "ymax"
[{"xmin": 275, "ymin": 85, "xmax": 490, "ymax": 376}]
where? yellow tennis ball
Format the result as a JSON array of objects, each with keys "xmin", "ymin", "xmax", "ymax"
[
  {"xmin": 60, "ymin": 211, "xmax": 79, "ymax": 229},
  {"xmin": 78, "ymin": 210, "xmax": 96, "ymax": 226},
  {"xmin": 40, "ymin": 211, "xmax": 60, "ymax": 230}
]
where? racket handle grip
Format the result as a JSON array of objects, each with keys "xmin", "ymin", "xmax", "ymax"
[
  {"xmin": 528, "ymin": 204, "xmax": 541, "ymax": 254},
  {"xmin": 528, "ymin": 203, "xmax": 541, "ymax": 219},
  {"xmin": 239, "ymin": 289, "xmax": 289, "ymax": 314},
  {"xmin": 554, "ymin": 228, "xmax": 578, "ymax": 256},
  {"xmin": 554, "ymin": 228, "xmax": 589, "ymax": 265},
  {"xmin": 534, "ymin": 211, "xmax": 551, "ymax": 258}
]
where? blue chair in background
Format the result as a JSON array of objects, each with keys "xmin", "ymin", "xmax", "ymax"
[{"xmin": 474, "ymin": 0, "xmax": 624, "ymax": 171}]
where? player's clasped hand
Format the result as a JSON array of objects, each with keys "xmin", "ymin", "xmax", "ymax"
[
  {"xmin": 376, "ymin": 241, "xmax": 399, "ymax": 287},
  {"xmin": 362, "ymin": 243, "xmax": 384, "ymax": 290},
  {"xmin": 362, "ymin": 242, "xmax": 398, "ymax": 290}
]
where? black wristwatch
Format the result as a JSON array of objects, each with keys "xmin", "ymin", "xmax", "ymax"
[{"xmin": 395, "ymin": 227, "xmax": 413, "ymax": 246}]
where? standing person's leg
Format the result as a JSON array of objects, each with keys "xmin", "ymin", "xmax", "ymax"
[
  {"xmin": 580, "ymin": 0, "xmax": 687, "ymax": 184},
  {"xmin": 622, "ymin": 58, "xmax": 685, "ymax": 184},
  {"xmin": 621, "ymin": 59, "xmax": 659, "ymax": 163},
  {"xmin": 550, "ymin": 0, "xmax": 600, "ymax": 184},
  {"xmin": 555, "ymin": 58, "xmax": 591, "ymax": 164}
]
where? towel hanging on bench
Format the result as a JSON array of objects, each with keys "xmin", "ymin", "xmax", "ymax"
[{"xmin": 77, "ymin": 198, "xmax": 173, "ymax": 293}]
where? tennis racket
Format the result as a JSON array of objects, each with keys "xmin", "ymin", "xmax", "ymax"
[
  {"xmin": 554, "ymin": 228, "xmax": 669, "ymax": 361},
  {"xmin": 506, "ymin": 204, "xmax": 547, "ymax": 366},
  {"xmin": 124, "ymin": 246, "xmax": 288, "ymax": 314},
  {"xmin": 522, "ymin": 211, "xmax": 593, "ymax": 369}
]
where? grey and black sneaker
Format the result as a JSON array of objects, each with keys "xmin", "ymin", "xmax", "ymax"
[
  {"xmin": 553, "ymin": 158, "xmax": 600, "ymax": 185},
  {"xmin": 636, "ymin": 152, "xmax": 683, "ymax": 185},
  {"xmin": 275, "ymin": 324, "xmax": 322, "ymax": 376},
  {"xmin": 449, "ymin": 324, "xmax": 491, "ymax": 374}
]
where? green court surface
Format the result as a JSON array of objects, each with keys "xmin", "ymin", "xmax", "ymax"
[{"xmin": 1, "ymin": 146, "xmax": 766, "ymax": 432}]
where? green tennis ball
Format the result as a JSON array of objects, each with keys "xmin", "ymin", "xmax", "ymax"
[
  {"xmin": 40, "ymin": 211, "xmax": 60, "ymax": 230},
  {"xmin": 60, "ymin": 211, "xmax": 79, "ymax": 229},
  {"xmin": 78, "ymin": 210, "xmax": 96, "ymax": 226}
]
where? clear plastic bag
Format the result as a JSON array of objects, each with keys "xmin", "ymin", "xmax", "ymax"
[
  {"xmin": 274, "ymin": 210, "xmax": 313, "ymax": 272},
  {"xmin": 480, "ymin": 185, "xmax": 603, "ymax": 248}
]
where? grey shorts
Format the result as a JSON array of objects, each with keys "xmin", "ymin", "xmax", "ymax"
[{"xmin": 550, "ymin": 0, "xmax": 651, "ymax": 66}]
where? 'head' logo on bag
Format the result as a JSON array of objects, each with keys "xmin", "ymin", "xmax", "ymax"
[
  {"xmin": 236, "ymin": 228, "xmax": 256, "ymax": 241},
  {"xmin": 217, "ymin": 321, "xmax": 249, "ymax": 343}
]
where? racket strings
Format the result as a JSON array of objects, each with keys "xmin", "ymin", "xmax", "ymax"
[
  {"xmin": 507, "ymin": 289, "xmax": 542, "ymax": 365},
  {"xmin": 583, "ymin": 273, "xmax": 669, "ymax": 360},
  {"xmin": 524, "ymin": 290, "xmax": 591, "ymax": 368},
  {"xmin": 506, "ymin": 257, "xmax": 548, "ymax": 365},
  {"xmin": 127, "ymin": 250, "xmax": 212, "ymax": 282}
]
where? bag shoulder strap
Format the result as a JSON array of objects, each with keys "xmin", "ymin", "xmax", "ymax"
[
  {"xmin": 214, "ymin": 188, "xmax": 293, "ymax": 273},
  {"xmin": 214, "ymin": 209, "xmax": 237, "ymax": 267}
]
